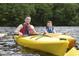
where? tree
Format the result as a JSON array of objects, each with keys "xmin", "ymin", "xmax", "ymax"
[{"xmin": 0, "ymin": 3, "xmax": 79, "ymax": 26}]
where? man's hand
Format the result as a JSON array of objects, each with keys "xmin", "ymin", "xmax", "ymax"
[{"xmin": 18, "ymin": 32, "xmax": 23, "ymax": 36}]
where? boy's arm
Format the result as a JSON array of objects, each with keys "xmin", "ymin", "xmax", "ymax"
[{"xmin": 53, "ymin": 28, "xmax": 56, "ymax": 33}]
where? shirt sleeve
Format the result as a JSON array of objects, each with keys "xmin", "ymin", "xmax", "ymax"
[{"xmin": 53, "ymin": 28, "xmax": 56, "ymax": 33}]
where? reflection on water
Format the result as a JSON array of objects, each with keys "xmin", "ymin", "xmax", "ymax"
[{"xmin": 0, "ymin": 26, "xmax": 79, "ymax": 56}]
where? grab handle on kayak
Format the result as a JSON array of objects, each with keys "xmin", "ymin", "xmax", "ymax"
[{"xmin": 60, "ymin": 38, "xmax": 66, "ymax": 40}]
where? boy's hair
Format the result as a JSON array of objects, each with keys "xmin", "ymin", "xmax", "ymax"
[{"xmin": 47, "ymin": 21, "xmax": 52, "ymax": 24}]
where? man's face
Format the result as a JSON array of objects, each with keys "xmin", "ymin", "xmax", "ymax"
[{"xmin": 25, "ymin": 17, "xmax": 31, "ymax": 24}]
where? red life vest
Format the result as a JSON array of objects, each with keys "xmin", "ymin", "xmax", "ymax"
[{"xmin": 20, "ymin": 24, "xmax": 29, "ymax": 35}]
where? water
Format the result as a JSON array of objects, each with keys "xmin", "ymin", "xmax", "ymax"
[{"xmin": 0, "ymin": 26, "xmax": 79, "ymax": 56}]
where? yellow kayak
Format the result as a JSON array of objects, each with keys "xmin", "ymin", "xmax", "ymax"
[
  {"xmin": 46, "ymin": 33, "xmax": 76, "ymax": 49},
  {"xmin": 14, "ymin": 34, "xmax": 73, "ymax": 56},
  {"xmin": 65, "ymin": 47, "xmax": 79, "ymax": 56}
]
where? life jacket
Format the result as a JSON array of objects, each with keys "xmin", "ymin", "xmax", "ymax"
[
  {"xmin": 20, "ymin": 23, "xmax": 29, "ymax": 35},
  {"xmin": 46, "ymin": 27, "xmax": 55, "ymax": 33}
]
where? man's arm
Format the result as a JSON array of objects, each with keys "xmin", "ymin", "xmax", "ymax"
[
  {"xmin": 29, "ymin": 25, "xmax": 39, "ymax": 35},
  {"xmin": 15, "ymin": 24, "xmax": 23, "ymax": 35}
]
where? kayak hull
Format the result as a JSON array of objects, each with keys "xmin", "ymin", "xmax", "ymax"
[{"xmin": 14, "ymin": 35, "xmax": 69, "ymax": 56}]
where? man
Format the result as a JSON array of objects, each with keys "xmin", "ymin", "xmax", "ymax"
[{"xmin": 15, "ymin": 16, "xmax": 38, "ymax": 36}]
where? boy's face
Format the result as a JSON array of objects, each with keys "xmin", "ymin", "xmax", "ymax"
[
  {"xmin": 47, "ymin": 22, "xmax": 53, "ymax": 27},
  {"xmin": 25, "ymin": 17, "xmax": 31, "ymax": 24}
]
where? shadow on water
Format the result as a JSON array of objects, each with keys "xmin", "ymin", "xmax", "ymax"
[{"xmin": 20, "ymin": 46, "xmax": 56, "ymax": 56}]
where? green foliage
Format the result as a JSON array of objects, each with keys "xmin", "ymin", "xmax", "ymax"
[{"xmin": 0, "ymin": 3, "xmax": 79, "ymax": 26}]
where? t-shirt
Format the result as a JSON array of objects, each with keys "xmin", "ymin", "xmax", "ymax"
[{"xmin": 44, "ymin": 27, "xmax": 56, "ymax": 33}]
